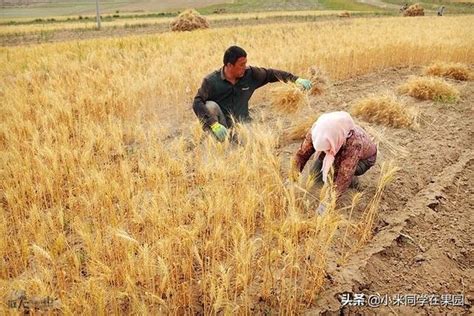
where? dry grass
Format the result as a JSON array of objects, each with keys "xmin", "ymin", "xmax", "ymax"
[
  {"xmin": 270, "ymin": 82, "xmax": 309, "ymax": 114},
  {"xmin": 351, "ymin": 94, "xmax": 418, "ymax": 128},
  {"xmin": 398, "ymin": 76, "xmax": 460, "ymax": 102},
  {"xmin": 404, "ymin": 3, "xmax": 424, "ymax": 16},
  {"xmin": 170, "ymin": 9, "xmax": 209, "ymax": 32},
  {"xmin": 424, "ymin": 62, "xmax": 473, "ymax": 81}
]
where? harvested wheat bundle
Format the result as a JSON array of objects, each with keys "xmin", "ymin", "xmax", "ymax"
[
  {"xmin": 424, "ymin": 62, "xmax": 473, "ymax": 81},
  {"xmin": 398, "ymin": 76, "xmax": 460, "ymax": 102},
  {"xmin": 309, "ymin": 66, "xmax": 329, "ymax": 96},
  {"xmin": 351, "ymin": 94, "xmax": 418, "ymax": 128},
  {"xmin": 404, "ymin": 3, "xmax": 424, "ymax": 16},
  {"xmin": 270, "ymin": 82, "xmax": 309, "ymax": 113},
  {"xmin": 281, "ymin": 114, "xmax": 320, "ymax": 143},
  {"xmin": 170, "ymin": 9, "xmax": 210, "ymax": 32}
]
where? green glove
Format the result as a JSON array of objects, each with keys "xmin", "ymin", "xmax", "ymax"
[
  {"xmin": 296, "ymin": 78, "xmax": 312, "ymax": 90},
  {"xmin": 210, "ymin": 122, "xmax": 228, "ymax": 142}
]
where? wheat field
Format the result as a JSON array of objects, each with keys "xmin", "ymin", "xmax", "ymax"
[
  {"xmin": 0, "ymin": 10, "xmax": 364, "ymax": 36},
  {"xmin": 1, "ymin": 16, "xmax": 473, "ymax": 313}
]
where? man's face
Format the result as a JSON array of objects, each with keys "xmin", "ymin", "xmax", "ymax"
[{"xmin": 227, "ymin": 57, "xmax": 247, "ymax": 78}]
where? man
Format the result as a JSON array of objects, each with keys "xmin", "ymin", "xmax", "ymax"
[{"xmin": 193, "ymin": 46, "xmax": 312, "ymax": 141}]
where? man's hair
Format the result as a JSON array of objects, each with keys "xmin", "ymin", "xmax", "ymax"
[{"xmin": 223, "ymin": 46, "xmax": 247, "ymax": 65}]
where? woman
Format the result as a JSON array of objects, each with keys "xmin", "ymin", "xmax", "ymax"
[{"xmin": 292, "ymin": 111, "xmax": 377, "ymax": 201}]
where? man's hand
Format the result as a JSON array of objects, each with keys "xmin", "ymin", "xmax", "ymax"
[
  {"xmin": 210, "ymin": 122, "xmax": 228, "ymax": 142},
  {"xmin": 296, "ymin": 78, "xmax": 312, "ymax": 90}
]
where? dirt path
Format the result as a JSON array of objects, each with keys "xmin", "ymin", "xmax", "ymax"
[{"xmin": 271, "ymin": 67, "xmax": 473, "ymax": 314}]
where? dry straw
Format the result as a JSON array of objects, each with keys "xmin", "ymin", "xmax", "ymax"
[
  {"xmin": 270, "ymin": 82, "xmax": 309, "ymax": 114},
  {"xmin": 355, "ymin": 161, "xmax": 399, "ymax": 247},
  {"xmin": 281, "ymin": 114, "xmax": 320, "ymax": 144},
  {"xmin": 337, "ymin": 161, "xmax": 399, "ymax": 262},
  {"xmin": 404, "ymin": 4, "xmax": 424, "ymax": 16},
  {"xmin": 170, "ymin": 9, "xmax": 210, "ymax": 32},
  {"xmin": 398, "ymin": 76, "xmax": 460, "ymax": 102},
  {"xmin": 351, "ymin": 94, "xmax": 418, "ymax": 128},
  {"xmin": 359, "ymin": 123, "xmax": 409, "ymax": 158},
  {"xmin": 424, "ymin": 62, "xmax": 473, "ymax": 81}
]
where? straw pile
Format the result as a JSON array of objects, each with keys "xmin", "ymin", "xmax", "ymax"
[
  {"xmin": 351, "ymin": 94, "xmax": 418, "ymax": 128},
  {"xmin": 398, "ymin": 76, "xmax": 460, "ymax": 102},
  {"xmin": 170, "ymin": 9, "xmax": 210, "ymax": 32},
  {"xmin": 404, "ymin": 4, "xmax": 424, "ymax": 16},
  {"xmin": 424, "ymin": 62, "xmax": 473, "ymax": 81},
  {"xmin": 270, "ymin": 82, "xmax": 308, "ymax": 113}
]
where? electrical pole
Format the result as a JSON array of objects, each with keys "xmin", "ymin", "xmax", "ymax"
[{"xmin": 95, "ymin": 0, "xmax": 101, "ymax": 30}]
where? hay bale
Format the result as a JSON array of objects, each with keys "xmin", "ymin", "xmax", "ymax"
[
  {"xmin": 351, "ymin": 95, "xmax": 418, "ymax": 128},
  {"xmin": 270, "ymin": 83, "xmax": 308, "ymax": 113},
  {"xmin": 403, "ymin": 3, "xmax": 424, "ymax": 16},
  {"xmin": 170, "ymin": 9, "xmax": 209, "ymax": 32},
  {"xmin": 398, "ymin": 76, "xmax": 460, "ymax": 102},
  {"xmin": 424, "ymin": 62, "xmax": 473, "ymax": 81},
  {"xmin": 308, "ymin": 66, "xmax": 329, "ymax": 96}
]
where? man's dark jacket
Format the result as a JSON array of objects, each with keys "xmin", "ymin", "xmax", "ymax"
[{"xmin": 193, "ymin": 66, "xmax": 298, "ymax": 127}]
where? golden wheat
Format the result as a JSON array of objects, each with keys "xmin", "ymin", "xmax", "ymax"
[
  {"xmin": 424, "ymin": 62, "xmax": 473, "ymax": 81},
  {"xmin": 398, "ymin": 76, "xmax": 460, "ymax": 102},
  {"xmin": 351, "ymin": 94, "xmax": 418, "ymax": 128},
  {"xmin": 0, "ymin": 15, "xmax": 471, "ymax": 314},
  {"xmin": 270, "ymin": 82, "xmax": 309, "ymax": 113}
]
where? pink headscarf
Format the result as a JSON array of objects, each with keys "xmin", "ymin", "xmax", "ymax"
[{"xmin": 310, "ymin": 111, "xmax": 356, "ymax": 183}]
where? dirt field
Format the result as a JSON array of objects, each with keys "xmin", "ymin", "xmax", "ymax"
[{"xmin": 270, "ymin": 67, "xmax": 473, "ymax": 314}]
